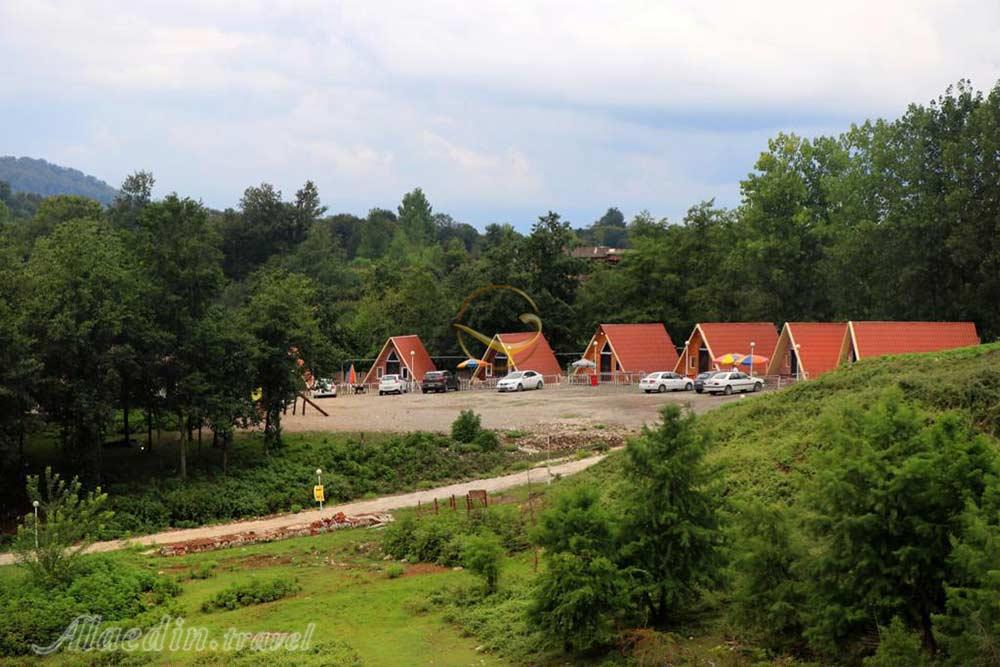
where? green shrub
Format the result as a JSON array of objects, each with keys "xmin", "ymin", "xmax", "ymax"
[
  {"xmin": 473, "ymin": 429, "xmax": 500, "ymax": 452},
  {"xmin": 0, "ymin": 556, "xmax": 180, "ymax": 657},
  {"xmin": 461, "ymin": 533, "xmax": 504, "ymax": 594},
  {"xmin": 201, "ymin": 577, "xmax": 301, "ymax": 612},
  {"xmin": 863, "ymin": 618, "xmax": 930, "ymax": 667},
  {"xmin": 385, "ymin": 564, "xmax": 405, "ymax": 579},
  {"xmin": 451, "ymin": 410, "xmax": 482, "ymax": 443}
]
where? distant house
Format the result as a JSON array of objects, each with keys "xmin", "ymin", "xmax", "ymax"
[
  {"xmin": 570, "ymin": 246, "xmax": 629, "ymax": 264},
  {"xmin": 674, "ymin": 322, "xmax": 778, "ymax": 377},
  {"xmin": 766, "ymin": 322, "xmax": 848, "ymax": 379},
  {"xmin": 472, "ymin": 332, "xmax": 563, "ymax": 381},
  {"xmin": 577, "ymin": 323, "xmax": 679, "ymax": 381},
  {"xmin": 362, "ymin": 335, "xmax": 436, "ymax": 385},
  {"xmin": 838, "ymin": 321, "xmax": 980, "ymax": 364}
]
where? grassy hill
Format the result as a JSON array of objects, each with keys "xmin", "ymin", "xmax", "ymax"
[
  {"xmin": 569, "ymin": 342, "xmax": 1000, "ymax": 507},
  {"xmin": 0, "ymin": 156, "xmax": 118, "ymax": 204}
]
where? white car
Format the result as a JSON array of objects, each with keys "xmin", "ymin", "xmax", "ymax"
[
  {"xmin": 378, "ymin": 374, "xmax": 408, "ymax": 395},
  {"xmin": 703, "ymin": 371, "xmax": 763, "ymax": 395},
  {"xmin": 496, "ymin": 370, "xmax": 544, "ymax": 392},
  {"xmin": 640, "ymin": 371, "xmax": 693, "ymax": 393},
  {"xmin": 312, "ymin": 378, "xmax": 337, "ymax": 398}
]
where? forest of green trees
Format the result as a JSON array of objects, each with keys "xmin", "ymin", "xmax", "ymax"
[{"xmin": 1, "ymin": 80, "xmax": 999, "ymax": 487}]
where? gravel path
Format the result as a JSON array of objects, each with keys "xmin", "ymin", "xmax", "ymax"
[{"xmin": 0, "ymin": 453, "xmax": 607, "ymax": 566}]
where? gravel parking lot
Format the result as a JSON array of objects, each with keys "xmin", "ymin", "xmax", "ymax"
[{"xmin": 281, "ymin": 384, "xmax": 745, "ymax": 434}]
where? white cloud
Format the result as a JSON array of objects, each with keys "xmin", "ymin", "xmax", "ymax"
[{"xmin": 0, "ymin": 1, "xmax": 997, "ymax": 226}]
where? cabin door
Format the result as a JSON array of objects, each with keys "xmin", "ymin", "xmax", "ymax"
[
  {"xmin": 698, "ymin": 347, "xmax": 710, "ymax": 372},
  {"xmin": 789, "ymin": 347, "xmax": 799, "ymax": 377},
  {"xmin": 600, "ymin": 342, "xmax": 613, "ymax": 381},
  {"xmin": 385, "ymin": 349, "xmax": 401, "ymax": 376}
]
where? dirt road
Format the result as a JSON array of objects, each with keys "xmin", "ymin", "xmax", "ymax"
[
  {"xmin": 0, "ymin": 453, "xmax": 608, "ymax": 566},
  {"xmin": 283, "ymin": 384, "xmax": 741, "ymax": 433}
]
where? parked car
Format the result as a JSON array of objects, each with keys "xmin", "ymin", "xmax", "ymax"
[
  {"xmin": 312, "ymin": 378, "xmax": 337, "ymax": 398},
  {"xmin": 496, "ymin": 370, "xmax": 544, "ymax": 392},
  {"xmin": 422, "ymin": 370, "xmax": 459, "ymax": 393},
  {"xmin": 703, "ymin": 371, "xmax": 763, "ymax": 395},
  {"xmin": 640, "ymin": 371, "xmax": 693, "ymax": 393},
  {"xmin": 693, "ymin": 371, "xmax": 718, "ymax": 394},
  {"xmin": 378, "ymin": 374, "xmax": 408, "ymax": 395}
]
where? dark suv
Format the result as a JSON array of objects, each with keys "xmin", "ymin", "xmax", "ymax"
[{"xmin": 421, "ymin": 370, "xmax": 459, "ymax": 393}]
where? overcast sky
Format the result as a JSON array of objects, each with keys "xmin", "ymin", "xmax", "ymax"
[{"xmin": 2, "ymin": 1, "xmax": 999, "ymax": 229}]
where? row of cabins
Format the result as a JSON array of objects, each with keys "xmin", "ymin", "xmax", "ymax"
[{"xmin": 361, "ymin": 321, "xmax": 980, "ymax": 385}]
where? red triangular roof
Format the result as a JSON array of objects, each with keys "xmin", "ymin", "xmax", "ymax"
[
  {"xmin": 598, "ymin": 323, "xmax": 678, "ymax": 372},
  {"xmin": 848, "ymin": 321, "xmax": 979, "ymax": 359},
  {"xmin": 783, "ymin": 322, "xmax": 848, "ymax": 377},
  {"xmin": 362, "ymin": 335, "xmax": 436, "ymax": 384},
  {"xmin": 696, "ymin": 322, "xmax": 778, "ymax": 360},
  {"xmin": 496, "ymin": 332, "xmax": 563, "ymax": 377}
]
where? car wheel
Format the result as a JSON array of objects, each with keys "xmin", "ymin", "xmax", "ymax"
[
  {"xmin": 657, "ymin": 384, "xmax": 666, "ymax": 393},
  {"xmin": 379, "ymin": 391, "xmax": 384, "ymax": 396},
  {"xmin": 537, "ymin": 381, "xmax": 543, "ymax": 390},
  {"xmin": 723, "ymin": 385, "xmax": 733, "ymax": 395},
  {"xmin": 754, "ymin": 382, "xmax": 763, "ymax": 392},
  {"xmin": 685, "ymin": 383, "xmax": 693, "ymax": 391},
  {"xmin": 695, "ymin": 388, "xmax": 703, "ymax": 394},
  {"xmin": 517, "ymin": 383, "xmax": 524, "ymax": 392}
]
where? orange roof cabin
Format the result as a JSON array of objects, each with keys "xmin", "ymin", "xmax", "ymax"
[
  {"xmin": 766, "ymin": 322, "xmax": 848, "ymax": 379},
  {"xmin": 472, "ymin": 332, "xmax": 563, "ymax": 381},
  {"xmin": 578, "ymin": 323, "xmax": 679, "ymax": 380},
  {"xmin": 674, "ymin": 322, "xmax": 778, "ymax": 377},
  {"xmin": 362, "ymin": 335, "xmax": 436, "ymax": 385},
  {"xmin": 838, "ymin": 321, "xmax": 980, "ymax": 364}
]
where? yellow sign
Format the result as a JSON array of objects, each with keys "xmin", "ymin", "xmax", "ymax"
[{"xmin": 313, "ymin": 485, "xmax": 325, "ymax": 503}]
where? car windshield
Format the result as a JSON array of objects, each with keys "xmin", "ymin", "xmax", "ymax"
[
  {"xmin": 504, "ymin": 372, "xmax": 523, "ymax": 379},
  {"xmin": 424, "ymin": 372, "xmax": 443, "ymax": 378},
  {"xmin": 382, "ymin": 375, "xmax": 398, "ymax": 381}
]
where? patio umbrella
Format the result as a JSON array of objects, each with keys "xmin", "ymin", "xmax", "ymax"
[
  {"xmin": 571, "ymin": 358, "xmax": 596, "ymax": 368},
  {"xmin": 713, "ymin": 352, "xmax": 744, "ymax": 366},
  {"xmin": 457, "ymin": 358, "xmax": 485, "ymax": 369},
  {"xmin": 737, "ymin": 354, "xmax": 770, "ymax": 367},
  {"xmin": 346, "ymin": 364, "xmax": 357, "ymax": 385}
]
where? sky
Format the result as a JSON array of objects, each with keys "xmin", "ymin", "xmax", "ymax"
[{"xmin": 2, "ymin": 1, "xmax": 999, "ymax": 230}]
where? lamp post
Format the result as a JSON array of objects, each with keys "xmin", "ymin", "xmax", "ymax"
[
  {"xmin": 315, "ymin": 468, "xmax": 323, "ymax": 511},
  {"xmin": 683, "ymin": 341, "xmax": 689, "ymax": 376},
  {"xmin": 32, "ymin": 501, "xmax": 39, "ymax": 549},
  {"xmin": 750, "ymin": 341, "xmax": 756, "ymax": 378},
  {"xmin": 410, "ymin": 350, "xmax": 415, "ymax": 392}
]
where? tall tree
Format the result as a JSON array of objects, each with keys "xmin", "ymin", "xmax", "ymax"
[
  {"xmin": 242, "ymin": 270, "xmax": 325, "ymax": 451},
  {"xmin": 25, "ymin": 220, "xmax": 146, "ymax": 480},
  {"xmin": 110, "ymin": 170, "xmax": 155, "ymax": 230},
  {"xmin": 397, "ymin": 188, "xmax": 435, "ymax": 244},
  {"xmin": 138, "ymin": 195, "xmax": 224, "ymax": 478},
  {"xmin": 617, "ymin": 405, "xmax": 723, "ymax": 627}
]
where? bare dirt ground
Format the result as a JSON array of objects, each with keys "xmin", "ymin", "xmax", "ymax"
[{"xmin": 283, "ymin": 384, "xmax": 743, "ymax": 434}]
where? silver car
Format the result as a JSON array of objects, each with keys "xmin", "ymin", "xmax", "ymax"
[
  {"xmin": 704, "ymin": 371, "xmax": 763, "ymax": 395},
  {"xmin": 640, "ymin": 371, "xmax": 693, "ymax": 393}
]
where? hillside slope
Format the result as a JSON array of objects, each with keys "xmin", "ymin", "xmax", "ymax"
[
  {"xmin": 576, "ymin": 343, "xmax": 1000, "ymax": 505},
  {"xmin": 0, "ymin": 156, "xmax": 118, "ymax": 204}
]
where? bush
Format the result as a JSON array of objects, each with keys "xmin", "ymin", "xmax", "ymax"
[
  {"xmin": 0, "ymin": 556, "xmax": 180, "ymax": 657},
  {"xmin": 201, "ymin": 577, "xmax": 300, "ymax": 612},
  {"xmin": 473, "ymin": 430, "xmax": 500, "ymax": 452},
  {"xmin": 864, "ymin": 618, "xmax": 930, "ymax": 667},
  {"xmin": 461, "ymin": 533, "xmax": 504, "ymax": 594},
  {"xmin": 385, "ymin": 564, "xmax": 405, "ymax": 579},
  {"xmin": 451, "ymin": 410, "xmax": 482, "ymax": 443},
  {"xmin": 381, "ymin": 507, "xmax": 529, "ymax": 566}
]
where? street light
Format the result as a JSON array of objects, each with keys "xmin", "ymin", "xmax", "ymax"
[
  {"xmin": 750, "ymin": 341, "xmax": 756, "ymax": 378},
  {"xmin": 32, "ymin": 501, "xmax": 39, "ymax": 549},
  {"xmin": 410, "ymin": 350, "xmax": 415, "ymax": 392},
  {"xmin": 315, "ymin": 468, "xmax": 323, "ymax": 511}
]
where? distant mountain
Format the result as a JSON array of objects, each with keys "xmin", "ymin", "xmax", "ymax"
[{"xmin": 0, "ymin": 156, "xmax": 118, "ymax": 205}]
